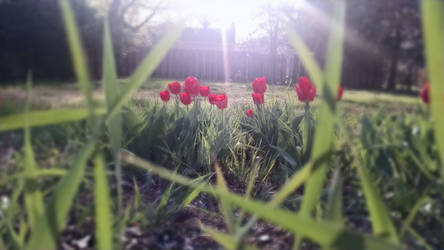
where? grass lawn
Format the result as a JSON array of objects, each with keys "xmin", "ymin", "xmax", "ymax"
[{"xmin": 0, "ymin": 78, "xmax": 422, "ymax": 115}]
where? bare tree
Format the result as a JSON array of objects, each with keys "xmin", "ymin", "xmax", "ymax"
[
  {"xmin": 257, "ymin": 3, "xmax": 296, "ymax": 84},
  {"xmin": 105, "ymin": 0, "xmax": 167, "ymax": 73},
  {"xmin": 109, "ymin": 0, "xmax": 164, "ymax": 32}
]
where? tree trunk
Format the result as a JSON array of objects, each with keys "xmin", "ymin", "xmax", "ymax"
[
  {"xmin": 405, "ymin": 64, "xmax": 416, "ymax": 92},
  {"xmin": 387, "ymin": 29, "xmax": 401, "ymax": 91}
]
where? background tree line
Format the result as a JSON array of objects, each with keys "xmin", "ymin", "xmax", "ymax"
[{"xmin": 0, "ymin": 0, "xmax": 424, "ymax": 91}]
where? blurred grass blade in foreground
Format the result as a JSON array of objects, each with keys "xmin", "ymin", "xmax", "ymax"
[
  {"xmin": 102, "ymin": 16, "xmax": 124, "ymax": 216},
  {"xmin": 23, "ymin": 76, "xmax": 45, "ymax": 230},
  {"xmin": 26, "ymin": 142, "xmax": 96, "ymax": 249},
  {"xmin": 299, "ymin": 0, "xmax": 345, "ymax": 219},
  {"xmin": 421, "ymin": 0, "xmax": 444, "ymax": 179},
  {"xmin": 215, "ymin": 163, "xmax": 236, "ymax": 233},
  {"xmin": 59, "ymin": 0, "xmax": 95, "ymax": 124},
  {"xmin": 0, "ymin": 108, "xmax": 106, "ymax": 132},
  {"xmin": 106, "ymin": 24, "xmax": 184, "ymax": 122},
  {"xmin": 324, "ymin": 167, "xmax": 343, "ymax": 224},
  {"xmin": 287, "ymin": 31, "xmax": 323, "ymax": 89},
  {"xmin": 356, "ymin": 153, "xmax": 399, "ymax": 244},
  {"xmin": 122, "ymin": 152, "xmax": 399, "ymax": 250},
  {"xmin": 94, "ymin": 154, "xmax": 114, "ymax": 250}
]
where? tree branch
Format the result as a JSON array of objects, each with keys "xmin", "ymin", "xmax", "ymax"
[
  {"xmin": 120, "ymin": 0, "xmax": 138, "ymax": 19},
  {"xmin": 121, "ymin": 0, "xmax": 163, "ymax": 32}
]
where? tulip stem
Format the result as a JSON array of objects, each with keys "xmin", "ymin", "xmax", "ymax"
[
  {"xmin": 303, "ymin": 101, "xmax": 313, "ymax": 159},
  {"xmin": 255, "ymin": 103, "xmax": 262, "ymax": 111},
  {"xmin": 222, "ymin": 109, "xmax": 225, "ymax": 128}
]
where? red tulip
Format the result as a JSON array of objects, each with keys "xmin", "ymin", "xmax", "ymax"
[
  {"xmin": 251, "ymin": 93, "xmax": 264, "ymax": 105},
  {"xmin": 180, "ymin": 92, "xmax": 192, "ymax": 105},
  {"xmin": 245, "ymin": 109, "xmax": 254, "ymax": 117},
  {"xmin": 295, "ymin": 76, "xmax": 316, "ymax": 102},
  {"xmin": 252, "ymin": 77, "xmax": 267, "ymax": 94},
  {"xmin": 184, "ymin": 76, "xmax": 200, "ymax": 96},
  {"xmin": 420, "ymin": 83, "xmax": 430, "ymax": 103},
  {"xmin": 338, "ymin": 85, "xmax": 344, "ymax": 101},
  {"xmin": 208, "ymin": 93, "xmax": 218, "ymax": 104},
  {"xmin": 168, "ymin": 81, "xmax": 181, "ymax": 94},
  {"xmin": 159, "ymin": 89, "xmax": 170, "ymax": 102},
  {"xmin": 200, "ymin": 86, "xmax": 210, "ymax": 97},
  {"xmin": 215, "ymin": 94, "xmax": 228, "ymax": 110}
]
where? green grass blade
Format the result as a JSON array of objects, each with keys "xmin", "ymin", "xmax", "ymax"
[
  {"xmin": 236, "ymin": 160, "xmax": 317, "ymax": 242},
  {"xmin": 287, "ymin": 30, "xmax": 323, "ymax": 88},
  {"xmin": 5, "ymin": 220, "xmax": 23, "ymax": 249},
  {"xmin": 106, "ymin": 25, "xmax": 183, "ymax": 122},
  {"xmin": 156, "ymin": 182, "xmax": 174, "ymax": 215},
  {"xmin": 35, "ymin": 169, "xmax": 67, "ymax": 177},
  {"xmin": 421, "ymin": 0, "xmax": 444, "ymax": 179},
  {"xmin": 121, "ymin": 152, "xmax": 399, "ymax": 250},
  {"xmin": 4, "ymin": 168, "xmax": 67, "ymax": 183},
  {"xmin": 201, "ymin": 225, "xmax": 257, "ymax": 250},
  {"xmin": 178, "ymin": 186, "xmax": 202, "ymax": 210},
  {"xmin": 406, "ymin": 226, "xmax": 433, "ymax": 250},
  {"xmin": 400, "ymin": 196, "xmax": 431, "ymax": 237},
  {"xmin": 216, "ymin": 191, "xmax": 395, "ymax": 250},
  {"xmin": 103, "ymin": 18, "xmax": 119, "ymax": 110},
  {"xmin": 0, "ymin": 108, "xmax": 106, "ymax": 132},
  {"xmin": 103, "ymin": 17, "xmax": 122, "ymax": 152},
  {"xmin": 50, "ymin": 141, "xmax": 97, "ymax": 230},
  {"xmin": 23, "ymin": 77, "xmax": 45, "ymax": 230},
  {"xmin": 0, "ymin": 237, "xmax": 5, "ymax": 250},
  {"xmin": 23, "ymin": 129, "xmax": 45, "ymax": 229},
  {"xmin": 269, "ymin": 161, "xmax": 313, "ymax": 206},
  {"xmin": 132, "ymin": 178, "xmax": 141, "ymax": 209},
  {"xmin": 324, "ymin": 167, "xmax": 343, "ymax": 223},
  {"xmin": 103, "ymin": 16, "xmax": 124, "ymax": 216},
  {"xmin": 26, "ymin": 141, "xmax": 96, "ymax": 250},
  {"xmin": 236, "ymin": 154, "xmax": 330, "ymax": 241},
  {"xmin": 201, "ymin": 225, "xmax": 237, "ymax": 249},
  {"xmin": 215, "ymin": 164, "xmax": 235, "ymax": 233},
  {"xmin": 23, "ymin": 77, "xmax": 48, "ymax": 250},
  {"xmin": 93, "ymin": 154, "xmax": 114, "ymax": 250},
  {"xmin": 59, "ymin": 0, "xmax": 95, "ymax": 124},
  {"xmin": 356, "ymin": 156, "xmax": 399, "ymax": 244},
  {"xmin": 4, "ymin": 180, "xmax": 25, "ymax": 249},
  {"xmin": 299, "ymin": 0, "xmax": 345, "ymax": 218},
  {"xmin": 235, "ymin": 160, "xmax": 260, "ymax": 231},
  {"xmin": 245, "ymin": 161, "xmax": 259, "ymax": 199},
  {"xmin": 102, "ymin": 17, "xmax": 122, "ymax": 151}
]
